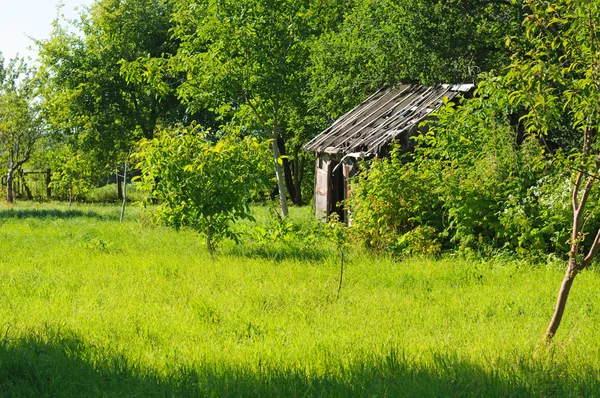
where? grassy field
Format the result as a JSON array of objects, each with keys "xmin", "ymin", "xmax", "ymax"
[{"xmin": 0, "ymin": 202, "xmax": 599, "ymax": 396}]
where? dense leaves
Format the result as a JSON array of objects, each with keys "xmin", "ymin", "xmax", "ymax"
[
  {"xmin": 37, "ymin": 0, "xmax": 194, "ymax": 175},
  {"xmin": 136, "ymin": 125, "xmax": 271, "ymax": 254},
  {"xmin": 348, "ymin": 0, "xmax": 600, "ymax": 260},
  {"xmin": 0, "ymin": 58, "xmax": 41, "ymax": 202},
  {"xmin": 308, "ymin": 0, "xmax": 523, "ymax": 120}
]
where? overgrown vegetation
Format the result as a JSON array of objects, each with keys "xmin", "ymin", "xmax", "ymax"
[
  {"xmin": 346, "ymin": 0, "xmax": 600, "ymax": 339},
  {"xmin": 136, "ymin": 125, "xmax": 272, "ymax": 254},
  {"xmin": 0, "ymin": 0, "xmax": 598, "ymax": 393},
  {"xmin": 347, "ymin": 82, "xmax": 586, "ymax": 262},
  {"xmin": 0, "ymin": 203, "xmax": 599, "ymax": 396}
]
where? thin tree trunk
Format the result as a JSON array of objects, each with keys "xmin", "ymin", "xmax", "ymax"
[
  {"xmin": 245, "ymin": 98, "xmax": 288, "ymax": 217},
  {"xmin": 46, "ymin": 168, "xmax": 52, "ymax": 199},
  {"xmin": 277, "ymin": 136, "xmax": 297, "ymax": 205},
  {"xmin": 19, "ymin": 169, "xmax": 32, "ymax": 200},
  {"xmin": 120, "ymin": 149, "xmax": 132, "ymax": 222},
  {"xmin": 337, "ymin": 251, "xmax": 344, "ymax": 299},
  {"xmin": 546, "ymin": 264, "xmax": 578, "ymax": 340},
  {"xmin": 120, "ymin": 159, "xmax": 129, "ymax": 223},
  {"xmin": 294, "ymin": 156, "xmax": 305, "ymax": 206},
  {"xmin": 206, "ymin": 235, "xmax": 213, "ymax": 257},
  {"xmin": 271, "ymin": 138, "xmax": 289, "ymax": 218},
  {"xmin": 117, "ymin": 172, "xmax": 123, "ymax": 201},
  {"xmin": 6, "ymin": 167, "xmax": 14, "ymax": 203},
  {"xmin": 545, "ymin": 157, "xmax": 598, "ymax": 340},
  {"xmin": 206, "ymin": 225, "xmax": 215, "ymax": 261}
]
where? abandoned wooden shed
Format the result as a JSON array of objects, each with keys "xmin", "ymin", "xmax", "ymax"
[{"xmin": 304, "ymin": 83, "xmax": 474, "ymax": 220}]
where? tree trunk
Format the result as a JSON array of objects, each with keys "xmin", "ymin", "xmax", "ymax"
[
  {"xmin": 546, "ymin": 264, "xmax": 578, "ymax": 340},
  {"xmin": 271, "ymin": 138, "xmax": 289, "ymax": 217},
  {"xmin": 283, "ymin": 159, "xmax": 298, "ymax": 205},
  {"xmin": 117, "ymin": 172, "xmax": 123, "ymax": 201},
  {"xmin": 46, "ymin": 169, "xmax": 52, "ymax": 199},
  {"xmin": 294, "ymin": 156, "xmax": 305, "ymax": 206},
  {"xmin": 206, "ymin": 226, "xmax": 215, "ymax": 260},
  {"xmin": 120, "ymin": 159, "xmax": 129, "ymax": 223},
  {"xmin": 337, "ymin": 251, "xmax": 344, "ymax": 299},
  {"xmin": 545, "ymin": 160, "xmax": 596, "ymax": 341},
  {"xmin": 6, "ymin": 168, "xmax": 15, "ymax": 203},
  {"xmin": 277, "ymin": 136, "xmax": 298, "ymax": 205},
  {"xmin": 19, "ymin": 169, "xmax": 33, "ymax": 200}
]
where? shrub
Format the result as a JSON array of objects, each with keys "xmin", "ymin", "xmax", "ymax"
[
  {"xmin": 136, "ymin": 124, "xmax": 272, "ymax": 255},
  {"xmin": 347, "ymin": 146, "xmax": 443, "ymax": 253},
  {"xmin": 346, "ymin": 77, "xmax": 598, "ymax": 260},
  {"xmin": 49, "ymin": 152, "xmax": 95, "ymax": 203},
  {"xmin": 85, "ymin": 183, "xmax": 147, "ymax": 204}
]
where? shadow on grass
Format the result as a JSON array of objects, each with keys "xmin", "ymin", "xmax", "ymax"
[
  {"xmin": 2, "ymin": 331, "xmax": 597, "ymax": 397},
  {"xmin": 0, "ymin": 208, "xmax": 115, "ymax": 221},
  {"xmin": 227, "ymin": 242, "xmax": 331, "ymax": 263}
]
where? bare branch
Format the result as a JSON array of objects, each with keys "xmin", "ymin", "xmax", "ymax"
[
  {"xmin": 572, "ymin": 169, "xmax": 584, "ymax": 212},
  {"xmin": 583, "ymin": 228, "xmax": 600, "ymax": 268}
]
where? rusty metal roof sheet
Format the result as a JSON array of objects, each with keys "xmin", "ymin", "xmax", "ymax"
[{"xmin": 304, "ymin": 83, "xmax": 474, "ymax": 156}]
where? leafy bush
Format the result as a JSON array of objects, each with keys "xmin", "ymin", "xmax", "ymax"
[
  {"xmin": 347, "ymin": 77, "xmax": 600, "ymax": 261},
  {"xmin": 136, "ymin": 124, "xmax": 272, "ymax": 254},
  {"xmin": 85, "ymin": 183, "xmax": 147, "ymax": 204},
  {"xmin": 347, "ymin": 148, "xmax": 443, "ymax": 253},
  {"xmin": 49, "ymin": 151, "xmax": 95, "ymax": 203},
  {"xmin": 392, "ymin": 226, "xmax": 442, "ymax": 257}
]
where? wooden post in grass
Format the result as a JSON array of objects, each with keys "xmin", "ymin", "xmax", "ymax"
[
  {"xmin": 46, "ymin": 168, "xmax": 52, "ymax": 199},
  {"xmin": 120, "ymin": 149, "xmax": 132, "ymax": 223}
]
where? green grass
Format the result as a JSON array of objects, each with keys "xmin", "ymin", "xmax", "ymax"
[{"xmin": 0, "ymin": 202, "xmax": 599, "ymax": 396}]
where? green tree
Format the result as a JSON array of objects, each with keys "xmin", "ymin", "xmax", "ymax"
[
  {"xmin": 309, "ymin": 0, "xmax": 522, "ymax": 120},
  {"xmin": 502, "ymin": 0, "xmax": 600, "ymax": 340},
  {"xmin": 136, "ymin": 125, "xmax": 271, "ymax": 255},
  {"xmin": 0, "ymin": 58, "xmax": 41, "ymax": 203},
  {"xmin": 37, "ymin": 0, "xmax": 202, "ymax": 185},
  {"xmin": 165, "ymin": 0, "xmax": 347, "ymax": 214},
  {"xmin": 49, "ymin": 150, "xmax": 95, "ymax": 205}
]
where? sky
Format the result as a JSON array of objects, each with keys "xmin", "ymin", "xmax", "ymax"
[{"xmin": 1, "ymin": 0, "xmax": 95, "ymax": 61}]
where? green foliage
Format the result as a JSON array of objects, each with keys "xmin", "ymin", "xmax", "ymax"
[
  {"xmin": 49, "ymin": 151, "xmax": 95, "ymax": 203},
  {"xmin": 504, "ymin": 0, "xmax": 600, "ymax": 143},
  {"xmin": 347, "ymin": 146, "xmax": 443, "ymax": 254},
  {"xmin": 166, "ymin": 0, "xmax": 345, "ymax": 209},
  {"xmin": 231, "ymin": 204, "xmax": 328, "ymax": 261},
  {"xmin": 502, "ymin": 0, "xmax": 600, "ymax": 267},
  {"xmin": 417, "ymin": 79, "xmax": 545, "ymax": 254},
  {"xmin": 324, "ymin": 213, "xmax": 349, "ymax": 254},
  {"xmin": 136, "ymin": 124, "xmax": 271, "ymax": 253},
  {"xmin": 85, "ymin": 183, "xmax": 146, "ymax": 204},
  {"xmin": 347, "ymin": 74, "xmax": 586, "ymax": 260},
  {"xmin": 37, "ymin": 0, "xmax": 198, "ymax": 173},
  {"xmin": 308, "ymin": 0, "xmax": 522, "ymax": 120},
  {"xmin": 347, "ymin": 0, "xmax": 600, "ymax": 262},
  {"xmin": 393, "ymin": 225, "xmax": 442, "ymax": 257},
  {"xmin": 0, "ymin": 57, "xmax": 42, "ymax": 202}
]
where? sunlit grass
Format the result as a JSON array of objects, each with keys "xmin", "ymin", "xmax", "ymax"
[{"xmin": 0, "ymin": 202, "xmax": 599, "ymax": 396}]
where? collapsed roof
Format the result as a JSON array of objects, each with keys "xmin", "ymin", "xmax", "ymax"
[{"xmin": 304, "ymin": 83, "xmax": 474, "ymax": 157}]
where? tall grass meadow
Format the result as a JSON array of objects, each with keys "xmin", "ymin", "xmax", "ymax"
[{"xmin": 0, "ymin": 202, "xmax": 599, "ymax": 396}]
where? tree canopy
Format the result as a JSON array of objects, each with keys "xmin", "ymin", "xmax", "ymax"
[
  {"xmin": 0, "ymin": 58, "xmax": 41, "ymax": 202},
  {"xmin": 37, "ymin": 0, "xmax": 195, "ymax": 173}
]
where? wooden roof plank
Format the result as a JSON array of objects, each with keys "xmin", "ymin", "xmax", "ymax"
[
  {"xmin": 304, "ymin": 86, "xmax": 388, "ymax": 152},
  {"xmin": 349, "ymin": 86, "xmax": 443, "ymax": 151},
  {"xmin": 325, "ymin": 85, "xmax": 418, "ymax": 153},
  {"xmin": 306, "ymin": 83, "xmax": 474, "ymax": 155},
  {"xmin": 324, "ymin": 86, "xmax": 413, "ymax": 148}
]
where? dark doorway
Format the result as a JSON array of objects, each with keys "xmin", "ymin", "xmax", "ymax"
[{"xmin": 328, "ymin": 161, "xmax": 346, "ymax": 222}]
